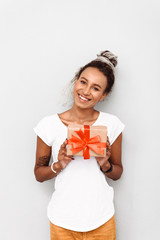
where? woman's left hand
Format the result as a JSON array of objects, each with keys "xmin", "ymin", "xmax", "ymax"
[{"xmin": 95, "ymin": 136, "xmax": 112, "ymax": 172}]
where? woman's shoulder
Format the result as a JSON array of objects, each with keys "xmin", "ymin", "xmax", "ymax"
[
  {"xmin": 35, "ymin": 113, "xmax": 59, "ymax": 128},
  {"xmin": 33, "ymin": 113, "xmax": 60, "ymax": 146},
  {"xmin": 99, "ymin": 111, "xmax": 125, "ymax": 145},
  {"xmin": 100, "ymin": 111, "xmax": 125, "ymax": 128},
  {"xmin": 40, "ymin": 113, "xmax": 58, "ymax": 122}
]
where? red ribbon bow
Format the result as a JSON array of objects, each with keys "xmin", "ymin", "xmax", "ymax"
[{"xmin": 67, "ymin": 125, "xmax": 107, "ymax": 159}]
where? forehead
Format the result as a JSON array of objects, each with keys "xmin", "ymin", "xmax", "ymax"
[{"xmin": 80, "ymin": 67, "xmax": 107, "ymax": 86}]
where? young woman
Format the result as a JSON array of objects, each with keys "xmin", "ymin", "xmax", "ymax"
[{"xmin": 34, "ymin": 50, "xmax": 125, "ymax": 240}]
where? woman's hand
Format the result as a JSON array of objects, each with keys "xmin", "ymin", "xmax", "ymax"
[
  {"xmin": 34, "ymin": 137, "xmax": 74, "ymax": 182},
  {"xmin": 56, "ymin": 139, "xmax": 74, "ymax": 171},
  {"xmin": 95, "ymin": 136, "xmax": 112, "ymax": 172}
]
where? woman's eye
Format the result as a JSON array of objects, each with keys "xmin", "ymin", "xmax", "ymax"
[
  {"xmin": 80, "ymin": 80, "xmax": 86, "ymax": 84},
  {"xmin": 93, "ymin": 87, "xmax": 99, "ymax": 91}
]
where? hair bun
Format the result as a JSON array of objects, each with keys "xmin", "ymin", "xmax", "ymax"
[{"xmin": 97, "ymin": 50, "xmax": 118, "ymax": 67}]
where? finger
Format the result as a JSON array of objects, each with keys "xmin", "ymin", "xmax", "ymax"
[
  {"xmin": 59, "ymin": 151, "xmax": 74, "ymax": 159},
  {"xmin": 67, "ymin": 154, "xmax": 74, "ymax": 158},
  {"xmin": 58, "ymin": 153, "xmax": 74, "ymax": 161},
  {"xmin": 95, "ymin": 157, "xmax": 104, "ymax": 164},
  {"xmin": 106, "ymin": 140, "xmax": 111, "ymax": 153},
  {"xmin": 60, "ymin": 144, "xmax": 66, "ymax": 151},
  {"xmin": 108, "ymin": 145, "xmax": 111, "ymax": 151},
  {"xmin": 58, "ymin": 150, "xmax": 65, "ymax": 160},
  {"xmin": 64, "ymin": 153, "xmax": 75, "ymax": 159},
  {"xmin": 107, "ymin": 136, "xmax": 111, "ymax": 145},
  {"xmin": 107, "ymin": 141, "xmax": 110, "ymax": 148},
  {"xmin": 106, "ymin": 147, "xmax": 111, "ymax": 153},
  {"xmin": 106, "ymin": 152, "xmax": 111, "ymax": 159},
  {"xmin": 59, "ymin": 147, "xmax": 75, "ymax": 157},
  {"xmin": 60, "ymin": 140, "xmax": 68, "ymax": 149},
  {"xmin": 63, "ymin": 155, "xmax": 75, "ymax": 161}
]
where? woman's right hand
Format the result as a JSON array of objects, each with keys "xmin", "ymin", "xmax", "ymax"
[{"xmin": 56, "ymin": 139, "xmax": 74, "ymax": 170}]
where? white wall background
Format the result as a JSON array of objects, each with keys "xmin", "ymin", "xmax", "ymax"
[{"xmin": 0, "ymin": 0, "xmax": 160, "ymax": 239}]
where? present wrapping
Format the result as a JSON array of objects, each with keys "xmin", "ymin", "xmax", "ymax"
[{"xmin": 67, "ymin": 124, "xmax": 107, "ymax": 159}]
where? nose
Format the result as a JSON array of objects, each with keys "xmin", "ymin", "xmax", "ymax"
[{"xmin": 83, "ymin": 86, "xmax": 90, "ymax": 95}]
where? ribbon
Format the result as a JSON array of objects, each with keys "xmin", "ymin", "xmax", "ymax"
[{"xmin": 67, "ymin": 125, "xmax": 107, "ymax": 159}]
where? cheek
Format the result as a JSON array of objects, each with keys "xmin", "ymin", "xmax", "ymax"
[
  {"xmin": 73, "ymin": 81, "xmax": 79, "ymax": 97},
  {"xmin": 74, "ymin": 82, "xmax": 78, "ymax": 90},
  {"xmin": 73, "ymin": 80, "xmax": 82, "ymax": 93},
  {"xmin": 92, "ymin": 91, "xmax": 104, "ymax": 100}
]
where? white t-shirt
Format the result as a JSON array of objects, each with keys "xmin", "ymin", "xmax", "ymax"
[{"xmin": 33, "ymin": 111, "xmax": 125, "ymax": 232}]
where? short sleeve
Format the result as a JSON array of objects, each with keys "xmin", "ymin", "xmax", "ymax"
[
  {"xmin": 110, "ymin": 116, "xmax": 125, "ymax": 145},
  {"xmin": 33, "ymin": 116, "xmax": 52, "ymax": 146}
]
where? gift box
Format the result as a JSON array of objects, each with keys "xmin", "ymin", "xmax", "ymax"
[{"xmin": 67, "ymin": 124, "xmax": 107, "ymax": 159}]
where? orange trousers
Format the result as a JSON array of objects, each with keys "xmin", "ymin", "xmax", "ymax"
[{"xmin": 50, "ymin": 215, "xmax": 116, "ymax": 240}]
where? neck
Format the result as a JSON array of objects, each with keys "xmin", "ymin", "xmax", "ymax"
[{"xmin": 69, "ymin": 104, "xmax": 97, "ymax": 121}]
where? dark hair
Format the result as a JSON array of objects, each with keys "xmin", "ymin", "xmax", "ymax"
[{"xmin": 74, "ymin": 50, "xmax": 118, "ymax": 94}]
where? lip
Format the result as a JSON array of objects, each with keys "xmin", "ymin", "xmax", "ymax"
[{"xmin": 78, "ymin": 93, "xmax": 91, "ymax": 102}]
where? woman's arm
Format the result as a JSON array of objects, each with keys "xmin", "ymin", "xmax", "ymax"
[
  {"xmin": 96, "ymin": 133, "xmax": 123, "ymax": 181},
  {"xmin": 34, "ymin": 136, "xmax": 62, "ymax": 182}
]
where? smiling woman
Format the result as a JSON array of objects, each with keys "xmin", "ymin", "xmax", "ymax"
[
  {"xmin": 73, "ymin": 67, "xmax": 108, "ymax": 108},
  {"xmin": 33, "ymin": 50, "xmax": 125, "ymax": 240}
]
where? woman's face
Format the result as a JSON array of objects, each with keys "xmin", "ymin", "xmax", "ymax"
[{"xmin": 73, "ymin": 67, "xmax": 108, "ymax": 109}]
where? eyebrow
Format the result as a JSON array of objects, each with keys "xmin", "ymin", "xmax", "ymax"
[{"xmin": 80, "ymin": 77, "xmax": 102, "ymax": 89}]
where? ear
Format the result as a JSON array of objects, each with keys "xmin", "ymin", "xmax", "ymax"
[{"xmin": 99, "ymin": 92, "xmax": 107, "ymax": 102}]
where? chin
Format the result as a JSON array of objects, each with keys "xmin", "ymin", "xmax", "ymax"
[{"xmin": 75, "ymin": 100, "xmax": 95, "ymax": 110}]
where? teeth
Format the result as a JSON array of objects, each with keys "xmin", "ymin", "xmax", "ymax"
[{"xmin": 79, "ymin": 95, "xmax": 88, "ymax": 101}]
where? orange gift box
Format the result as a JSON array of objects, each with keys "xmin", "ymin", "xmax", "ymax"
[{"xmin": 67, "ymin": 124, "xmax": 107, "ymax": 159}]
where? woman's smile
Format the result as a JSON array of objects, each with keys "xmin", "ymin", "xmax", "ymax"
[{"xmin": 78, "ymin": 93, "xmax": 91, "ymax": 103}]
